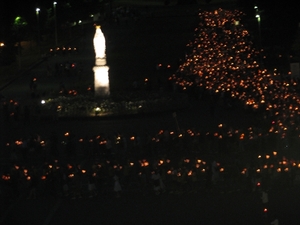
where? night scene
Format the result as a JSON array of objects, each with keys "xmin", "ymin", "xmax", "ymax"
[{"xmin": 0, "ymin": 0, "xmax": 300, "ymax": 224}]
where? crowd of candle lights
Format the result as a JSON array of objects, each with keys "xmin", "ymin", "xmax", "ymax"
[
  {"xmin": 1, "ymin": 125, "xmax": 300, "ymax": 198},
  {"xmin": 170, "ymin": 8, "xmax": 300, "ymax": 137},
  {"xmin": 2, "ymin": 8, "xmax": 300, "ymax": 198}
]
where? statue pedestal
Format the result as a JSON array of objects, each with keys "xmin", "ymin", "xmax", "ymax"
[{"xmin": 93, "ymin": 63, "xmax": 109, "ymax": 97}]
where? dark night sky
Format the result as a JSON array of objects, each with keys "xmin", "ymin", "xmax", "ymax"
[
  {"xmin": 0, "ymin": 0, "xmax": 88, "ymax": 40},
  {"xmin": 0, "ymin": 0, "xmax": 55, "ymax": 40},
  {"xmin": 1, "ymin": 0, "xmax": 299, "ymax": 41}
]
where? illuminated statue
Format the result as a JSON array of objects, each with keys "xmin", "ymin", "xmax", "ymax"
[
  {"xmin": 93, "ymin": 25, "xmax": 109, "ymax": 96},
  {"xmin": 93, "ymin": 25, "xmax": 106, "ymax": 59}
]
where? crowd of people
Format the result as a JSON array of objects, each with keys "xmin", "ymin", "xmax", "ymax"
[
  {"xmin": 0, "ymin": 124, "xmax": 299, "ymax": 201},
  {"xmin": 171, "ymin": 8, "xmax": 299, "ymax": 133},
  {"xmin": 0, "ymin": 8, "xmax": 298, "ymax": 224}
]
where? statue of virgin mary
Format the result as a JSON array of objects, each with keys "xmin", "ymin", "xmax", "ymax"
[{"xmin": 93, "ymin": 25, "xmax": 106, "ymax": 59}]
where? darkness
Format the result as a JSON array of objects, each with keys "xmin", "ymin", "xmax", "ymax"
[
  {"xmin": 1, "ymin": 0, "xmax": 299, "ymax": 43},
  {"xmin": 0, "ymin": 0, "xmax": 102, "ymax": 41},
  {"xmin": 0, "ymin": 0, "xmax": 300, "ymax": 74}
]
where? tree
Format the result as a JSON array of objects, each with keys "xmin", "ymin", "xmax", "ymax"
[
  {"xmin": 11, "ymin": 16, "xmax": 28, "ymax": 67},
  {"xmin": 11, "ymin": 16, "xmax": 29, "ymax": 43},
  {"xmin": 44, "ymin": 8, "xmax": 55, "ymax": 36}
]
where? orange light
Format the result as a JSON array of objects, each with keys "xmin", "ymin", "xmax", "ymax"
[{"xmin": 184, "ymin": 158, "xmax": 190, "ymax": 163}]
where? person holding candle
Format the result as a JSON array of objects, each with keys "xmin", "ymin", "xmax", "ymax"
[
  {"xmin": 113, "ymin": 173, "xmax": 122, "ymax": 198},
  {"xmin": 88, "ymin": 172, "xmax": 97, "ymax": 198},
  {"xmin": 151, "ymin": 169, "xmax": 165, "ymax": 195},
  {"xmin": 27, "ymin": 167, "xmax": 38, "ymax": 199},
  {"xmin": 261, "ymin": 189, "xmax": 269, "ymax": 217}
]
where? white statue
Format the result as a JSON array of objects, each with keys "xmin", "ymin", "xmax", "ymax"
[
  {"xmin": 93, "ymin": 25, "xmax": 106, "ymax": 59},
  {"xmin": 93, "ymin": 25, "xmax": 109, "ymax": 97}
]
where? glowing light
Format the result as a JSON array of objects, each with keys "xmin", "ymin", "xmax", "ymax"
[
  {"xmin": 93, "ymin": 25, "xmax": 110, "ymax": 97},
  {"xmin": 93, "ymin": 65, "xmax": 109, "ymax": 96},
  {"xmin": 93, "ymin": 25, "xmax": 106, "ymax": 59}
]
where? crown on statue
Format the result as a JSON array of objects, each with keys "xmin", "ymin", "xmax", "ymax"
[{"xmin": 96, "ymin": 25, "xmax": 101, "ymax": 29}]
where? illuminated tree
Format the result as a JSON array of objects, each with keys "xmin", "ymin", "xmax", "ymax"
[{"xmin": 11, "ymin": 16, "xmax": 28, "ymax": 42}]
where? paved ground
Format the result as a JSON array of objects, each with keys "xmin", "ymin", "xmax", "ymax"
[{"xmin": 0, "ymin": 3, "xmax": 297, "ymax": 225}]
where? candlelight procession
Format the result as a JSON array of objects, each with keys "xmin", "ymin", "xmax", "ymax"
[{"xmin": 1, "ymin": 4, "xmax": 299, "ymax": 225}]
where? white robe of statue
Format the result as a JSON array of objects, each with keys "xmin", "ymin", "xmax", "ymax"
[{"xmin": 93, "ymin": 26, "xmax": 106, "ymax": 59}]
